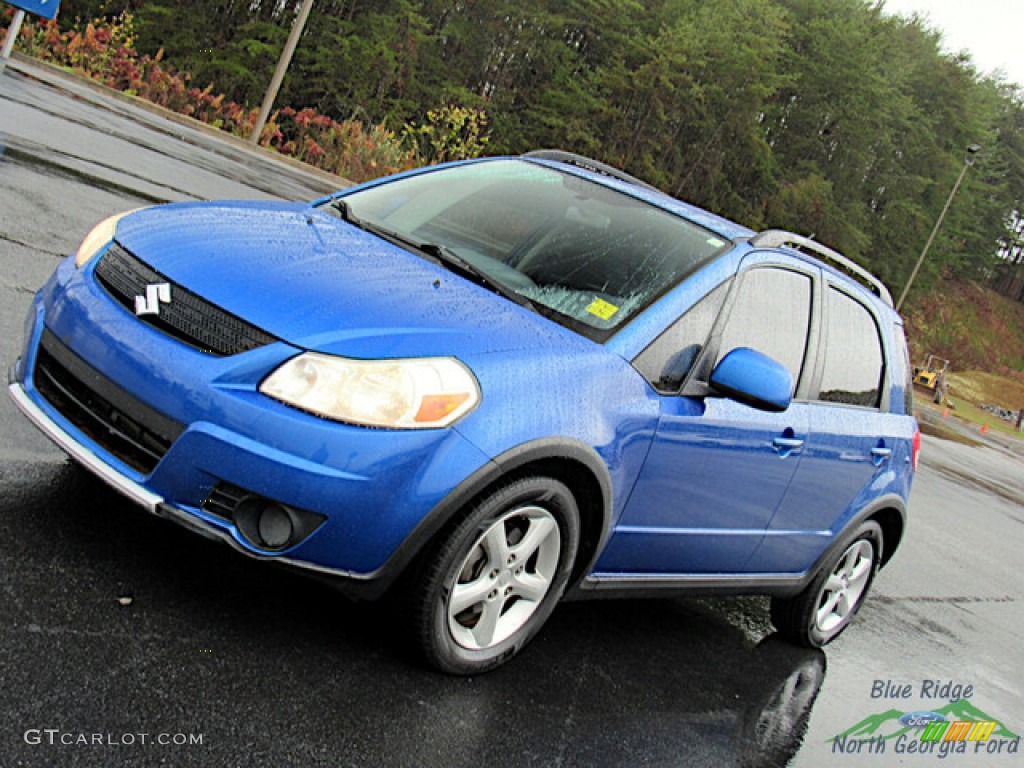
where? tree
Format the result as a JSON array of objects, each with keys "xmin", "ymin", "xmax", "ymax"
[{"xmin": 40, "ymin": 0, "xmax": 1024, "ymax": 297}]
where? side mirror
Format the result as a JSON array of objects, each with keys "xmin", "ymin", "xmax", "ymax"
[{"xmin": 709, "ymin": 347, "xmax": 793, "ymax": 412}]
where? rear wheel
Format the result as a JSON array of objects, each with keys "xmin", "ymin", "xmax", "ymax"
[
  {"xmin": 770, "ymin": 520, "xmax": 882, "ymax": 647},
  {"xmin": 409, "ymin": 476, "xmax": 579, "ymax": 675}
]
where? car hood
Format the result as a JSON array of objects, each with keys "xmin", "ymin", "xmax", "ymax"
[{"xmin": 113, "ymin": 201, "xmax": 580, "ymax": 359}]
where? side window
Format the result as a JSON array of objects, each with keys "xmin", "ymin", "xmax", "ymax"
[
  {"xmin": 714, "ymin": 267, "xmax": 813, "ymax": 385},
  {"xmin": 817, "ymin": 288, "xmax": 885, "ymax": 408},
  {"xmin": 633, "ymin": 281, "xmax": 729, "ymax": 392}
]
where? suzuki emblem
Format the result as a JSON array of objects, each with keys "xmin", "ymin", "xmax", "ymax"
[{"xmin": 135, "ymin": 283, "xmax": 171, "ymax": 316}]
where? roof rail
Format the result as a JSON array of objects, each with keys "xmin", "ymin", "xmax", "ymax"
[
  {"xmin": 523, "ymin": 149, "xmax": 660, "ymax": 192},
  {"xmin": 748, "ymin": 229, "xmax": 894, "ymax": 307}
]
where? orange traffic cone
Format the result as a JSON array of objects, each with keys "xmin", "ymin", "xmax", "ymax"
[
  {"xmin": 942, "ymin": 408, "xmax": 950, "ymax": 419},
  {"xmin": 980, "ymin": 424, "xmax": 989, "ymax": 435}
]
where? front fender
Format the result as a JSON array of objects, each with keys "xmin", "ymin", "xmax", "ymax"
[{"xmin": 335, "ymin": 437, "xmax": 615, "ymax": 600}]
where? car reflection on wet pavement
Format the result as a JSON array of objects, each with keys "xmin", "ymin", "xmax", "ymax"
[{"xmin": 0, "ymin": 461, "xmax": 826, "ymax": 767}]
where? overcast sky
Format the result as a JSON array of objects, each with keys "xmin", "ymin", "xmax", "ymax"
[{"xmin": 879, "ymin": 0, "xmax": 1024, "ymax": 86}]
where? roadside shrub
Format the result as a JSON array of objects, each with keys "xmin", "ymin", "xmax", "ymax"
[
  {"xmin": 1, "ymin": 11, "xmax": 453, "ymax": 181},
  {"xmin": 403, "ymin": 104, "xmax": 490, "ymax": 165}
]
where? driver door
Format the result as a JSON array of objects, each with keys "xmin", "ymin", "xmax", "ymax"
[{"xmin": 595, "ymin": 263, "xmax": 818, "ymax": 576}]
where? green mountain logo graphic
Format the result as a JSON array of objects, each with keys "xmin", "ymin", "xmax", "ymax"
[{"xmin": 831, "ymin": 699, "xmax": 1019, "ymax": 742}]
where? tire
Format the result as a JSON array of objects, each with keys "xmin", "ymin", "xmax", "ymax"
[
  {"xmin": 770, "ymin": 520, "xmax": 882, "ymax": 648},
  {"xmin": 408, "ymin": 476, "xmax": 580, "ymax": 675}
]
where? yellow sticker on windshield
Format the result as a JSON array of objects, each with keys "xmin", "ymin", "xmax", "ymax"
[{"xmin": 587, "ymin": 298, "xmax": 620, "ymax": 320}]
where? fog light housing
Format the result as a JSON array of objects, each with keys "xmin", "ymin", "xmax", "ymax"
[{"xmin": 228, "ymin": 493, "xmax": 325, "ymax": 552}]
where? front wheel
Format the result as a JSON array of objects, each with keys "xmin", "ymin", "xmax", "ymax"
[
  {"xmin": 408, "ymin": 476, "xmax": 580, "ymax": 675},
  {"xmin": 770, "ymin": 520, "xmax": 882, "ymax": 648}
]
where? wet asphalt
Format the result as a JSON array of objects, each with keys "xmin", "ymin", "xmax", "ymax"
[{"xmin": 1, "ymin": 58, "xmax": 1022, "ymax": 767}]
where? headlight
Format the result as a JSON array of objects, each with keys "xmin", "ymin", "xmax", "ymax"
[
  {"xmin": 260, "ymin": 353, "xmax": 480, "ymax": 429},
  {"xmin": 74, "ymin": 209, "xmax": 142, "ymax": 267}
]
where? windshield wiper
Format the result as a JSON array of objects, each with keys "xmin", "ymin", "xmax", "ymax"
[
  {"xmin": 329, "ymin": 198, "xmax": 362, "ymax": 226},
  {"xmin": 417, "ymin": 243, "xmax": 538, "ymax": 313},
  {"xmin": 323, "ymin": 200, "xmax": 536, "ymax": 312},
  {"xmin": 327, "ymin": 199, "xmax": 417, "ymax": 250}
]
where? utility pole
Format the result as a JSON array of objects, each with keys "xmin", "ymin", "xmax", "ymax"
[
  {"xmin": 896, "ymin": 144, "xmax": 981, "ymax": 311},
  {"xmin": 1, "ymin": 10, "xmax": 27, "ymax": 63},
  {"xmin": 248, "ymin": 0, "xmax": 314, "ymax": 145}
]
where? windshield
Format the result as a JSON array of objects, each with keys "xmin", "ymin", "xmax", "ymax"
[{"xmin": 319, "ymin": 159, "xmax": 728, "ymax": 341}]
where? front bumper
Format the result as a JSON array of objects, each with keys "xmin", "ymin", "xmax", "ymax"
[
  {"xmin": 10, "ymin": 254, "xmax": 494, "ymax": 592},
  {"xmin": 8, "ymin": 376, "xmax": 398, "ymax": 586},
  {"xmin": 9, "ymin": 377, "xmax": 162, "ymax": 512}
]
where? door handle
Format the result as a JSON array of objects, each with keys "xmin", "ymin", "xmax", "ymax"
[
  {"xmin": 772, "ymin": 436, "xmax": 804, "ymax": 456},
  {"xmin": 871, "ymin": 446, "xmax": 892, "ymax": 466},
  {"xmin": 773, "ymin": 437, "xmax": 805, "ymax": 450}
]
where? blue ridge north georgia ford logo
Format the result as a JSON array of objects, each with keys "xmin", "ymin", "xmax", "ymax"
[{"xmin": 831, "ymin": 681, "xmax": 1020, "ymax": 760}]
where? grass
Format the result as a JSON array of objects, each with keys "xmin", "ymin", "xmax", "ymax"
[
  {"xmin": 916, "ymin": 415, "xmax": 982, "ymax": 446},
  {"xmin": 902, "ymin": 280, "xmax": 1024, "ymax": 443},
  {"xmin": 915, "ymin": 369, "xmax": 1024, "ymax": 440},
  {"xmin": 939, "ymin": 399, "xmax": 1022, "ymax": 438},
  {"xmin": 944, "ymin": 370, "xmax": 1024, "ymax": 438},
  {"xmin": 904, "ymin": 279, "xmax": 1024, "ymax": 382},
  {"xmin": 946, "ymin": 370, "xmax": 1024, "ymax": 408}
]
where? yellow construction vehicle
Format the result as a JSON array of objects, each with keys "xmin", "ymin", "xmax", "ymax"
[{"xmin": 913, "ymin": 355, "xmax": 949, "ymax": 403}]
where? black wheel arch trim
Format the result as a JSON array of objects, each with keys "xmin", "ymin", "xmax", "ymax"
[
  {"xmin": 332, "ymin": 437, "xmax": 614, "ymax": 600},
  {"xmin": 781, "ymin": 493, "xmax": 906, "ymax": 594},
  {"xmin": 837, "ymin": 492, "xmax": 906, "ymax": 565}
]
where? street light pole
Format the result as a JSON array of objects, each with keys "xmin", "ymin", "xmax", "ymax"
[
  {"xmin": 1, "ymin": 10, "xmax": 27, "ymax": 62},
  {"xmin": 248, "ymin": 0, "xmax": 314, "ymax": 145},
  {"xmin": 895, "ymin": 144, "xmax": 981, "ymax": 311}
]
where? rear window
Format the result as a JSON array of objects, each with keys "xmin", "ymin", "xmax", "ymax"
[
  {"xmin": 329, "ymin": 160, "xmax": 728, "ymax": 341},
  {"xmin": 817, "ymin": 288, "xmax": 885, "ymax": 408}
]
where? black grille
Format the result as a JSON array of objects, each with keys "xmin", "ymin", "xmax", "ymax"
[
  {"xmin": 202, "ymin": 482, "xmax": 249, "ymax": 522},
  {"xmin": 33, "ymin": 330, "xmax": 184, "ymax": 474},
  {"xmin": 94, "ymin": 243, "xmax": 279, "ymax": 356}
]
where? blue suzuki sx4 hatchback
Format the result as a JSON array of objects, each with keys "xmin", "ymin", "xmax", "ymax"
[{"xmin": 9, "ymin": 151, "xmax": 918, "ymax": 673}]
